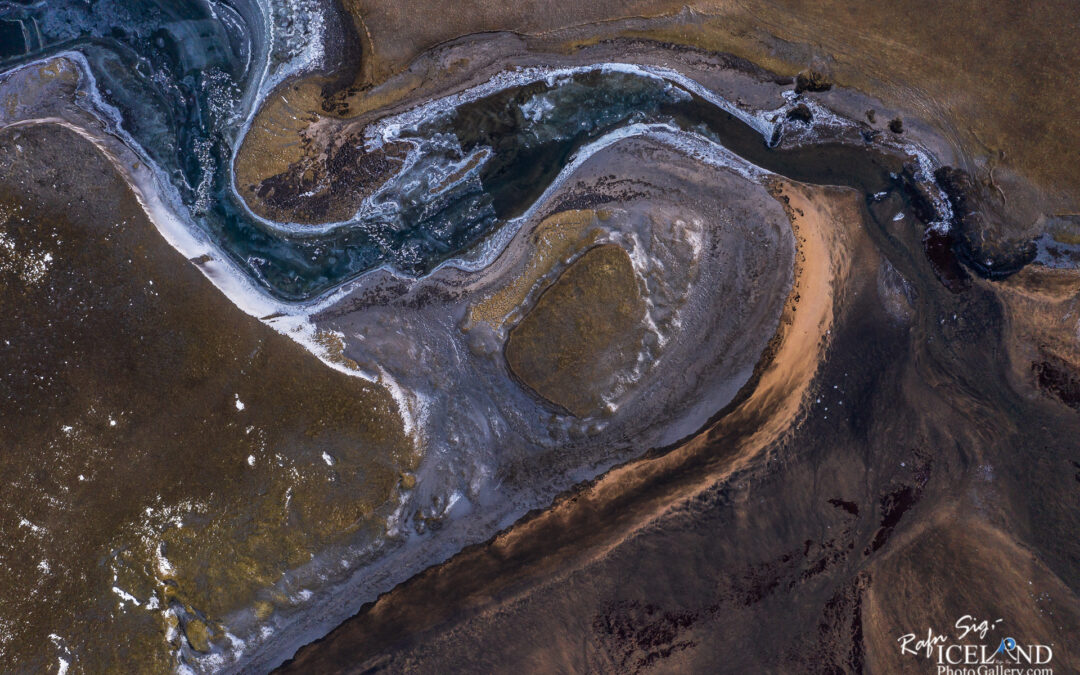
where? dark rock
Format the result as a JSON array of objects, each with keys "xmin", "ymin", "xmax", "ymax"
[
  {"xmin": 1032, "ymin": 358, "xmax": 1080, "ymax": 409},
  {"xmin": 899, "ymin": 163, "xmax": 942, "ymax": 224},
  {"xmin": 923, "ymin": 229, "xmax": 972, "ymax": 293},
  {"xmin": 794, "ymin": 70, "xmax": 833, "ymax": 94},
  {"xmin": 827, "ymin": 498, "xmax": 860, "ymax": 517},
  {"xmin": 786, "ymin": 103, "xmax": 813, "ymax": 123},
  {"xmin": 933, "ymin": 166, "xmax": 1037, "ymax": 279}
]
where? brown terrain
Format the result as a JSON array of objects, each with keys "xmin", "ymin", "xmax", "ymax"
[
  {"xmin": 266, "ymin": 1, "xmax": 1080, "ymax": 672},
  {"xmin": 0, "ymin": 124, "xmax": 416, "ymax": 671},
  {"xmin": 282, "ymin": 175, "xmax": 1080, "ymax": 672},
  {"xmin": 2, "ymin": 0, "xmax": 1079, "ymax": 672}
]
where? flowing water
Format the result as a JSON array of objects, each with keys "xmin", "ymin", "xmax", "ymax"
[{"xmin": 1, "ymin": 0, "xmax": 954, "ymax": 301}]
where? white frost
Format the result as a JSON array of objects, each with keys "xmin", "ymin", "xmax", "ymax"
[
  {"xmin": 18, "ymin": 518, "xmax": 44, "ymax": 535},
  {"xmin": 112, "ymin": 586, "xmax": 140, "ymax": 606}
]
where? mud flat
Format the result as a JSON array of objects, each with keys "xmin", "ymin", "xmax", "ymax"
[
  {"xmin": 280, "ymin": 176, "xmax": 1080, "ymax": 673},
  {"xmin": 277, "ymin": 176, "xmax": 857, "ymax": 672},
  {"xmin": 248, "ymin": 133, "xmax": 796, "ymax": 672}
]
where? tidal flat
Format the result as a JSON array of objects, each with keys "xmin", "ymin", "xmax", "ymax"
[{"xmin": 1, "ymin": 0, "xmax": 1079, "ymax": 673}]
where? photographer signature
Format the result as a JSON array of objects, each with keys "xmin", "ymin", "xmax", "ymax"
[{"xmin": 898, "ymin": 615, "xmax": 1004, "ymax": 656}]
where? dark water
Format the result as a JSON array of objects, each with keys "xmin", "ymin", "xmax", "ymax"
[{"xmin": 1, "ymin": 1, "xmax": 936, "ymax": 301}]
